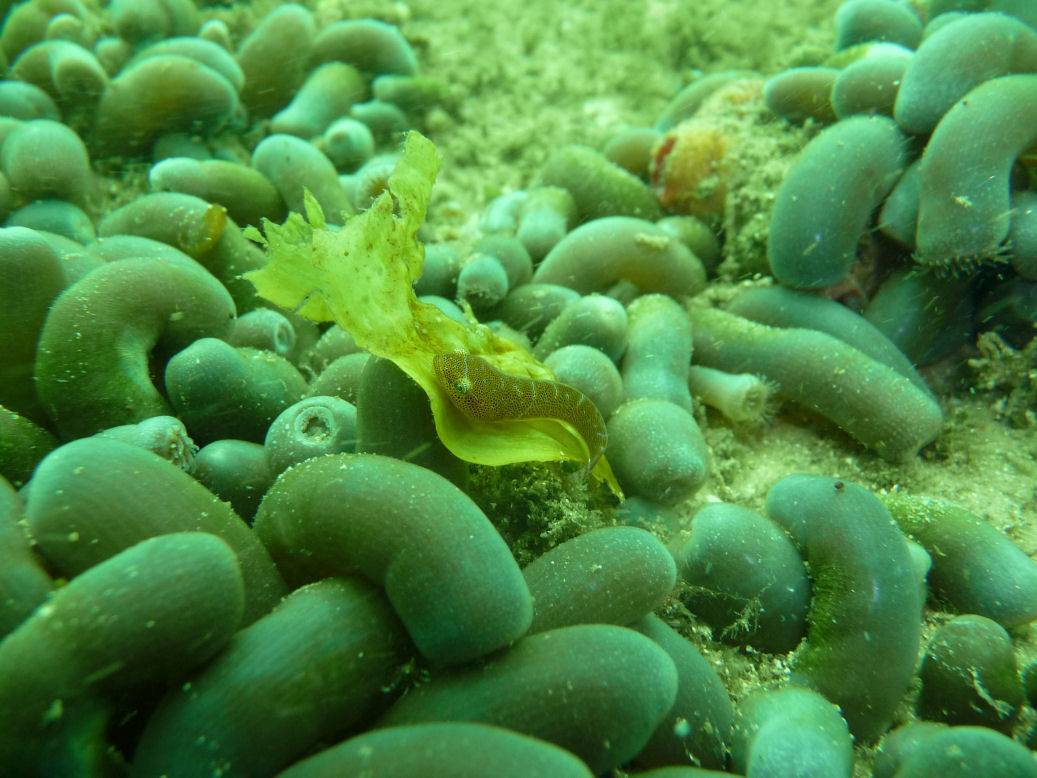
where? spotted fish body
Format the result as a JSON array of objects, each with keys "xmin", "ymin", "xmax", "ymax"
[{"xmin": 433, "ymin": 351, "xmax": 607, "ymax": 471}]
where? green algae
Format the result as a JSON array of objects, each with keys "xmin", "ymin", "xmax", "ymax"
[{"xmin": 245, "ymin": 131, "xmax": 620, "ymax": 494}]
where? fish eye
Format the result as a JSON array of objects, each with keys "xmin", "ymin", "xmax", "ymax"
[{"xmin": 455, "ymin": 382, "xmax": 469, "ymax": 394}]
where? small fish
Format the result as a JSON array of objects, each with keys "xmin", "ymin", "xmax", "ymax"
[{"xmin": 433, "ymin": 351, "xmax": 607, "ymax": 473}]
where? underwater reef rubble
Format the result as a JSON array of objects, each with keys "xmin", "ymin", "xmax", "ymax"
[{"xmin": 1, "ymin": 0, "xmax": 1037, "ymax": 776}]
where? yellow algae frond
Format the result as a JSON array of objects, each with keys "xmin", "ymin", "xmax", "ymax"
[{"xmin": 244, "ymin": 131, "xmax": 621, "ymax": 497}]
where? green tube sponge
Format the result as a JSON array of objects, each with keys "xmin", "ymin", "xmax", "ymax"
[
  {"xmin": 252, "ymin": 133, "xmax": 355, "ymax": 225},
  {"xmin": 94, "ymin": 35, "xmax": 133, "ymax": 78},
  {"xmin": 0, "ymin": 81, "xmax": 58, "ymax": 120},
  {"xmin": 34, "ymin": 257, "xmax": 235, "ymax": 439},
  {"xmin": 878, "ymin": 157, "xmax": 920, "ymax": 248},
  {"xmin": 765, "ymin": 474, "xmax": 922, "ymax": 742},
  {"xmin": 918, "ymin": 614, "xmax": 1022, "ymax": 733},
  {"xmin": 91, "ymin": 54, "xmax": 238, "ymax": 157},
  {"xmin": 882, "ymin": 493, "xmax": 1037, "ymax": 628},
  {"xmin": 863, "ymin": 267, "xmax": 973, "ymax": 364},
  {"xmin": 271, "ymin": 62, "xmax": 366, "ymax": 139},
  {"xmin": 355, "ymin": 356, "xmax": 466, "ymax": 485},
  {"xmin": 834, "ymin": 0, "xmax": 922, "ymax": 51},
  {"xmin": 621, "ymin": 294, "xmax": 694, "ymax": 411},
  {"xmin": 670, "ymin": 502, "xmax": 809, "ymax": 653},
  {"xmin": 832, "ymin": 52, "xmax": 910, "ymax": 119},
  {"xmin": 533, "ymin": 293, "xmax": 629, "ymax": 361},
  {"xmin": 192, "ymin": 439, "xmax": 274, "ymax": 522},
  {"xmin": 226, "ymin": 307, "xmax": 296, "ymax": 356},
  {"xmin": 894, "ymin": 726, "xmax": 1037, "ymax": 778},
  {"xmin": 236, "ymin": 3, "xmax": 315, "ymax": 117},
  {"xmin": 0, "ymin": 172, "xmax": 16, "ymax": 222},
  {"xmin": 372, "ymin": 74, "xmax": 454, "ymax": 116},
  {"xmin": 1009, "ymin": 190, "xmax": 1037, "ymax": 279},
  {"xmin": 929, "ymin": 0, "xmax": 1030, "ymax": 18},
  {"xmin": 614, "ymin": 499, "xmax": 680, "ymax": 536},
  {"xmin": 686, "ymin": 365, "xmax": 774, "ymax": 425},
  {"xmin": 264, "ymin": 395, "xmax": 358, "ymax": 474},
  {"xmin": 978, "ymin": 276, "xmax": 1037, "ymax": 346},
  {"xmin": 33, "ymin": 231, "xmax": 101, "ymax": 284},
  {"xmin": 0, "ymin": 532, "xmax": 244, "ymax": 777},
  {"xmin": 606, "ymin": 398, "xmax": 709, "ymax": 505},
  {"xmin": 305, "ymin": 325, "xmax": 361, "ymax": 374},
  {"xmin": 457, "ymin": 253, "xmax": 510, "ymax": 308},
  {"xmin": 109, "ymin": 0, "xmax": 198, "ymax": 44},
  {"xmin": 376, "ymin": 624, "xmax": 678, "ymax": 774},
  {"xmin": 350, "ymin": 154, "xmax": 399, "ymax": 210},
  {"xmin": 726, "ymin": 285, "xmax": 932, "ymax": 395},
  {"xmin": 767, "ymin": 114, "xmax": 907, "ymax": 288},
  {"xmin": 0, "ymin": 476, "xmax": 52, "ymax": 639},
  {"xmin": 532, "ymin": 216, "xmax": 706, "ymax": 297},
  {"xmin": 87, "ymin": 233, "xmax": 198, "ymax": 265},
  {"xmin": 0, "ymin": 406, "xmax": 57, "ymax": 488},
  {"xmin": 0, "ymin": 0, "xmax": 87, "ymax": 63},
  {"xmin": 893, "ymin": 13, "xmax": 1037, "ymax": 135},
  {"xmin": 916, "ymin": 74, "xmax": 1037, "ymax": 266},
  {"xmin": 278, "ymin": 723, "xmax": 594, "ymax": 778},
  {"xmin": 165, "ymin": 337, "xmax": 307, "ymax": 444},
  {"xmin": 657, "ymin": 214, "xmax": 722, "ymax": 273},
  {"xmin": 0, "ymin": 225, "xmax": 65, "ymax": 423},
  {"xmin": 149, "ymin": 157, "xmax": 288, "ymax": 228},
  {"xmin": 95, "ymin": 414, "xmax": 196, "ymax": 471},
  {"xmin": 686, "ymin": 306, "xmax": 942, "ymax": 462},
  {"xmin": 412, "ymin": 243, "xmax": 460, "ymax": 298},
  {"xmin": 603, "ymin": 127, "xmax": 662, "ymax": 178},
  {"xmin": 0, "ymin": 118, "xmax": 92, "ymax": 205},
  {"xmin": 632, "ymin": 614, "xmax": 733, "ymax": 770},
  {"xmin": 480, "ymin": 190, "xmax": 527, "ymax": 233},
  {"xmin": 320, "ymin": 117, "xmax": 376, "ymax": 172},
  {"xmin": 872, "ymin": 722, "xmax": 950, "ymax": 778},
  {"xmin": 732, "ymin": 684, "xmax": 853, "ymax": 777},
  {"xmin": 312, "ymin": 18, "xmax": 419, "ymax": 77},
  {"xmin": 538, "ymin": 144, "xmax": 662, "ymax": 222},
  {"xmin": 489, "ymin": 283, "xmax": 578, "ymax": 340},
  {"xmin": 6, "ymin": 199, "xmax": 95, "ymax": 243},
  {"xmin": 98, "ymin": 191, "xmax": 267, "ymax": 310},
  {"xmin": 521, "ymin": 526, "xmax": 676, "ymax": 634},
  {"xmin": 630, "ymin": 769, "xmax": 729, "ymax": 778},
  {"xmin": 543, "ymin": 344, "xmax": 624, "ymax": 419},
  {"xmin": 473, "ymin": 233, "xmax": 534, "ymax": 289},
  {"xmin": 309, "ymin": 352, "xmax": 368, "ymax": 404},
  {"xmin": 24, "ymin": 437, "xmax": 286, "ymax": 623},
  {"xmin": 764, "ymin": 67, "xmax": 839, "ymax": 124},
  {"xmin": 350, "ymin": 98, "xmax": 410, "ymax": 142},
  {"xmin": 517, "ymin": 186, "xmax": 577, "ymax": 261},
  {"xmin": 9, "ymin": 39, "xmax": 109, "ymax": 106},
  {"xmin": 131, "ymin": 578, "xmax": 413, "ymax": 778},
  {"xmin": 252, "ymin": 453, "xmax": 531, "ymax": 664},
  {"xmin": 128, "ymin": 36, "xmax": 244, "ymax": 92}
]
